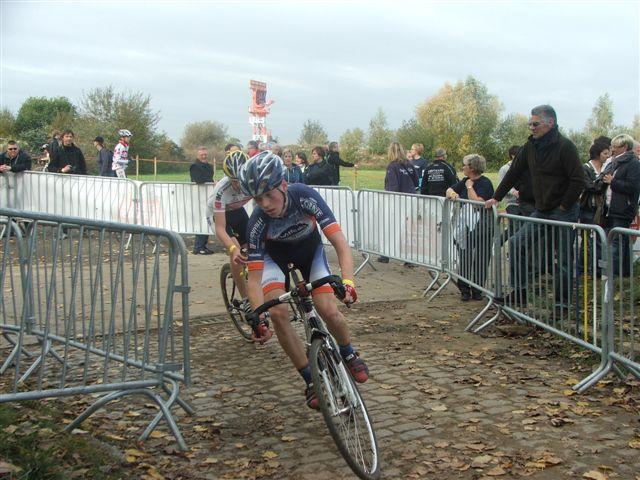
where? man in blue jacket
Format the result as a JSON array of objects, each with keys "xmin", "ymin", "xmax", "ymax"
[{"xmin": 0, "ymin": 140, "xmax": 31, "ymax": 174}]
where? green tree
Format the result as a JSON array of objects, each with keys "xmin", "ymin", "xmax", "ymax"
[
  {"xmin": 367, "ymin": 108, "xmax": 392, "ymax": 155},
  {"xmin": 395, "ymin": 118, "xmax": 434, "ymax": 156},
  {"xmin": 14, "ymin": 96, "xmax": 76, "ymax": 150},
  {"xmin": 180, "ymin": 120, "xmax": 228, "ymax": 158},
  {"xmin": 416, "ymin": 76, "xmax": 502, "ymax": 167},
  {"xmin": 563, "ymin": 128, "xmax": 591, "ymax": 161},
  {"xmin": 584, "ymin": 93, "xmax": 614, "ymax": 141},
  {"xmin": 0, "ymin": 108, "xmax": 16, "ymax": 141},
  {"xmin": 75, "ymin": 86, "xmax": 162, "ymax": 167},
  {"xmin": 339, "ymin": 128, "xmax": 366, "ymax": 163},
  {"xmin": 298, "ymin": 119, "xmax": 328, "ymax": 146},
  {"xmin": 493, "ymin": 113, "xmax": 530, "ymax": 166},
  {"xmin": 630, "ymin": 114, "xmax": 640, "ymax": 141}
]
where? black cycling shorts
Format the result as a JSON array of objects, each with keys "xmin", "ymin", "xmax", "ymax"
[{"xmin": 225, "ymin": 208, "xmax": 249, "ymax": 246}]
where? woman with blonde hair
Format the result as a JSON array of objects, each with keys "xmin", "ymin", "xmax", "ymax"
[{"xmin": 378, "ymin": 142, "xmax": 418, "ymax": 263}]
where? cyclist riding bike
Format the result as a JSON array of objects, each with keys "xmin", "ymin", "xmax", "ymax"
[
  {"xmin": 238, "ymin": 151, "xmax": 369, "ymax": 409},
  {"xmin": 207, "ymin": 150, "xmax": 272, "ymax": 341}
]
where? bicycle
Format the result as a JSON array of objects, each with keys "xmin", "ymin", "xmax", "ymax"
[
  {"xmin": 252, "ymin": 271, "xmax": 380, "ymax": 480},
  {"xmin": 220, "ymin": 260, "xmax": 305, "ymax": 342}
]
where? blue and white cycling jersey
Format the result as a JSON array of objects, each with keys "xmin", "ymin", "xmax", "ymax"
[{"xmin": 246, "ymin": 183, "xmax": 341, "ymax": 270}]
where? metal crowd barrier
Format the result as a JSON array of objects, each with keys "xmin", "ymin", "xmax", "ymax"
[
  {"xmin": 138, "ymin": 182, "xmax": 215, "ymax": 234},
  {"xmin": 355, "ymin": 189, "xmax": 447, "ymax": 296},
  {"xmin": 0, "ymin": 208, "xmax": 193, "ymax": 449},
  {"xmin": 16, "ymin": 171, "xmax": 138, "ymax": 224},
  {"xmin": 441, "ymin": 198, "xmax": 499, "ymax": 321},
  {"xmin": 312, "ymin": 186, "xmax": 358, "ymax": 249},
  {"xmin": 606, "ymin": 227, "xmax": 640, "ymax": 381},
  {"xmin": 0, "ymin": 173, "xmax": 18, "ymax": 209}
]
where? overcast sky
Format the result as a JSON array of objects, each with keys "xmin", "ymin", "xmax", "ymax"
[{"xmin": 1, "ymin": 0, "xmax": 639, "ymax": 145}]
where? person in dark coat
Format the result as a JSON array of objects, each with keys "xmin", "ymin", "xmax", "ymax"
[
  {"xmin": 420, "ymin": 148, "xmax": 457, "ymax": 197},
  {"xmin": 190, "ymin": 146, "xmax": 215, "ymax": 255},
  {"xmin": 48, "ymin": 130, "xmax": 87, "ymax": 175},
  {"xmin": 304, "ymin": 146, "xmax": 333, "ymax": 186},
  {"xmin": 325, "ymin": 142, "xmax": 355, "ymax": 186},
  {"xmin": 282, "ymin": 148, "xmax": 305, "ymax": 184},
  {"xmin": 94, "ymin": 136, "xmax": 115, "ymax": 177},
  {"xmin": 602, "ymin": 134, "xmax": 640, "ymax": 276},
  {"xmin": 0, "ymin": 140, "xmax": 32, "ymax": 174}
]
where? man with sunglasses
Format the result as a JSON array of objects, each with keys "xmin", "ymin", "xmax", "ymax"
[
  {"xmin": 485, "ymin": 105, "xmax": 585, "ymax": 308},
  {"xmin": 0, "ymin": 141, "xmax": 32, "ymax": 174}
]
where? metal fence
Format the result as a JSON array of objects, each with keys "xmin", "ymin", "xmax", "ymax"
[
  {"xmin": 312, "ymin": 186, "xmax": 358, "ymax": 248},
  {"xmin": 138, "ymin": 182, "xmax": 215, "ymax": 234},
  {"xmin": 16, "ymin": 171, "xmax": 139, "ymax": 224},
  {"xmin": 0, "ymin": 208, "xmax": 193, "ymax": 449},
  {"xmin": 606, "ymin": 227, "xmax": 640, "ymax": 380}
]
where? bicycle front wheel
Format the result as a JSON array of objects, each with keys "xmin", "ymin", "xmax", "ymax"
[
  {"xmin": 219, "ymin": 263, "xmax": 252, "ymax": 341},
  {"xmin": 309, "ymin": 338, "xmax": 380, "ymax": 480}
]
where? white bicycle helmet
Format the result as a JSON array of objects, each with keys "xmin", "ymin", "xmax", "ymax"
[
  {"xmin": 118, "ymin": 129, "xmax": 132, "ymax": 137},
  {"xmin": 223, "ymin": 150, "xmax": 248, "ymax": 179},
  {"xmin": 239, "ymin": 151, "xmax": 284, "ymax": 196}
]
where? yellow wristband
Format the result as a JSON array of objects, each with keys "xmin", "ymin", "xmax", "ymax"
[
  {"xmin": 228, "ymin": 245, "xmax": 237, "ymax": 254},
  {"xmin": 342, "ymin": 279, "xmax": 355, "ymax": 287}
]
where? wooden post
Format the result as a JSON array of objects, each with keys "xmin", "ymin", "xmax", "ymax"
[
  {"xmin": 154, "ymin": 157, "xmax": 157, "ymax": 181},
  {"xmin": 135, "ymin": 155, "xmax": 139, "ymax": 180}
]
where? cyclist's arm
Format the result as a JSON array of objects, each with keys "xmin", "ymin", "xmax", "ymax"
[
  {"xmin": 213, "ymin": 211, "xmax": 233, "ymax": 249},
  {"xmin": 326, "ymin": 229, "xmax": 354, "ymax": 283}
]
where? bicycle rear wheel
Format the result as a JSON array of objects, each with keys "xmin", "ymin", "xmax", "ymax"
[
  {"xmin": 219, "ymin": 263, "xmax": 252, "ymax": 341},
  {"xmin": 309, "ymin": 337, "xmax": 380, "ymax": 480}
]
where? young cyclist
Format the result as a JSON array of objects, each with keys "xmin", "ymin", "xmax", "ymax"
[
  {"xmin": 207, "ymin": 150, "xmax": 271, "ymax": 340},
  {"xmin": 112, "ymin": 129, "xmax": 132, "ymax": 178},
  {"xmin": 238, "ymin": 151, "xmax": 369, "ymax": 409}
]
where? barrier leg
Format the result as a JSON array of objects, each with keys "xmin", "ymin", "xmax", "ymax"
[
  {"xmin": 18, "ymin": 339, "xmax": 64, "ymax": 384},
  {"xmin": 465, "ymin": 298, "xmax": 496, "ymax": 332},
  {"xmin": 426, "ymin": 273, "xmax": 451, "ymax": 302},
  {"xmin": 140, "ymin": 379, "xmax": 195, "ymax": 440},
  {"xmin": 422, "ymin": 269, "xmax": 442, "ymax": 297},
  {"xmin": 66, "ymin": 386, "xmax": 188, "ymax": 451},
  {"xmin": 574, "ymin": 357, "xmax": 612, "ymax": 393},
  {"xmin": 0, "ymin": 332, "xmax": 33, "ymax": 374},
  {"xmin": 354, "ymin": 252, "xmax": 375, "ymax": 276}
]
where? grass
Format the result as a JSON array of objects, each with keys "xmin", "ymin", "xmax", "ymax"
[
  {"xmin": 133, "ymin": 167, "xmax": 502, "ymax": 191},
  {"xmin": 0, "ymin": 402, "xmax": 126, "ymax": 479}
]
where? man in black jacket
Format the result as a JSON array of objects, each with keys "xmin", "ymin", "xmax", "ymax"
[
  {"xmin": 420, "ymin": 148, "xmax": 457, "ymax": 197},
  {"xmin": 190, "ymin": 146, "xmax": 214, "ymax": 255},
  {"xmin": 326, "ymin": 142, "xmax": 355, "ymax": 186},
  {"xmin": 602, "ymin": 134, "xmax": 640, "ymax": 276},
  {"xmin": 0, "ymin": 140, "xmax": 32, "ymax": 174},
  {"xmin": 48, "ymin": 130, "xmax": 87, "ymax": 175},
  {"xmin": 486, "ymin": 105, "xmax": 585, "ymax": 307}
]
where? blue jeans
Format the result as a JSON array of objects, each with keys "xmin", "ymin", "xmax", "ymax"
[
  {"xmin": 606, "ymin": 217, "xmax": 632, "ymax": 277},
  {"xmin": 508, "ymin": 203, "xmax": 580, "ymax": 303},
  {"xmin": 194, "ymin": 235, "xmax": 209, "ymax": 251}
]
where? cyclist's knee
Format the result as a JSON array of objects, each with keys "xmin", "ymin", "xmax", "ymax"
[{"xmin": 268, "ymin": 304, "xmax": 289, "ymax": 325}]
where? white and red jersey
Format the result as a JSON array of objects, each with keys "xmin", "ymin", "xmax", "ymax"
[
  {"xmin": 206, "ymin": 176, "xmax": 252, "ymax": 219},
  {"xmin": 112, "ymin": 140, "xmax": 129, "ymax": 171}
]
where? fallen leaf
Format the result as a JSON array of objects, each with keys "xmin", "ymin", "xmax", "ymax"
[
  {"xmin": 629, "ymin": 438, "xmax": 640, "ymax": 449},
  {"xmin": 281, "ymin": 435, "xmax": 297, "ymax": 442},
  {"xmin": 471, "ymin": 455, "xmax": 493, "ymax": 467},
  {"xmin": 486, "ymin": 466, "xmax": 507, "ymax": 476},
  {"xmin": 262, "ymin": 450, "xmax": 279, "ymax": 459},
  {"xmin": 431, "ymin": 404, "xmax": 448, "ymax": 412},
  {"xmin": 583, "ymin": 471, "xmax": 607, "ymax": 480},
  {"xmin": 203, "ymin": 457, "xmax": 219, "ymax": 464}
]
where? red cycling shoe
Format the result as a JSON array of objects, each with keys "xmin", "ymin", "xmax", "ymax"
[
  {"xmin": 305, "ymin": 384, "xmax": 319, "ymax": 410},
  {"xmin": 251, "ymin": 321, "xmax": 273, "ymax": 344},
  {"xmin": 345, "ymin": 353, "xmax": 369, "ymax": 383}
]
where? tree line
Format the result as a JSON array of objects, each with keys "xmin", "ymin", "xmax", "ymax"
[{"xmin": 1, "ymin": 77, "xmax": 638, "ymax": 173}]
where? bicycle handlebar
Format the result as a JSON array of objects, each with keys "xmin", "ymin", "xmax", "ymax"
[{"xmin": 253, "ymin": 275, "xmax": 346, "ymax": 316}]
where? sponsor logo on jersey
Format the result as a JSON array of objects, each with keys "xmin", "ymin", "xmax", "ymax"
[{"xmin": 300, "ymin": 197, "xmax": 323, "ymax": 218}]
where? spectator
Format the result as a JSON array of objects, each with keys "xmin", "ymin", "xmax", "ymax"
[
  {"xmin": 379, "ymin": 142, "xmax": 418, "ymax": 263},
  {"xmin": 225, "ymin": 143, "xmax": 241, "ymax": 153},
  {"xmin": 190, "ymin": 146, "xmax": 215, "ymax": 255},
  {"xmin": 94, "ymin": 136, "xmax": 114, "ymax": 177},
  {"xmin": 486, "ymin": 104, "xmax": 585, "ymax": 308},
  {"xmin": 111, "ymin": 129, "xmax": 132, "ymax": 178},
  {"xmin": 325, "ymin": 141, "xmax": 355, "ymax": 186},
  {"xmin": 270, "ymin": 144, "xmax": 283, "ymax": 157},
  {"xmin": 282, "ymin": 148, "xmax": 305, "ymax": 184},
  {"xmin": 602, "ymin": 134, "xmax": 640, "ymax": 276},
  {"xmin": 304, "ymin": 146, "xmax": 333, "ymax": 186},
  {"xmin": 0, "ymin": 140, "xmax": 32, "ymax": 174},
  {"xmin": 578, "ymin": 141, "xmax": 610, "ymax": 276},
  {"xmin": 446, "ymin": 154, "xmax": 494, "ymax": 301},
  {"xmin": 420, "ymin": 147, "xmax": 457, "ymax": 197},
  {"xmin": 48, "ymin": 130, "xmax": 87, "ymax": 175},
  {"xmin": 295, "ymin": 151, "xmax": 309, "ymax": 173},
  {"xmin": 247, "ymin": 140, "xmax": 260, "ymax": 158},
  {"xmin": 409, "ymin": 143, "xmax": 428, "ymax": 192},
  {"xmin": 48, "ymin": 130, "xmax": 61, "ymax": 159},
  {"xmin": 498, "ymin": 146, "xmax": 521, "ymax": 213}
]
